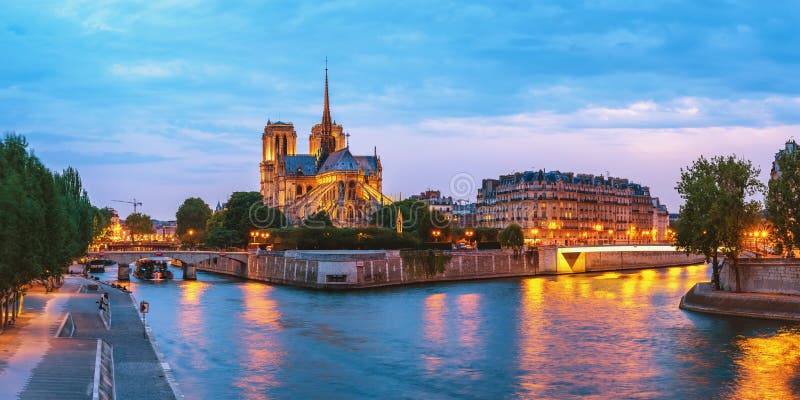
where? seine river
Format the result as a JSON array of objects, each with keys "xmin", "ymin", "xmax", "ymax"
[{"xmin": 101, "ymin": 264, "xmax": 800, "ymax": 399}]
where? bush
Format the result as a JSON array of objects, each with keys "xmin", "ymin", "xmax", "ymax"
[{"xmin": 267, "ymin": 227, "xmax": 420, "ymax": 250}]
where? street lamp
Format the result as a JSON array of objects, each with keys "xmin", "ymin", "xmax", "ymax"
[
  {"xmin": 431, "ymin": 229, "xmax": 441, "ymax": 242},
  {"xmin": 608, "ymin": 229, "xmax": 614, "ymax": 245}
]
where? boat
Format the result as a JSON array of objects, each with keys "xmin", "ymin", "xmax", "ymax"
[
  {"xmin": 87, "ymin": 259, "xmax": 117, "ymax": 273},
  {"xmin": 133, "ymin": 258, "xmax": 174, "ymax": 281}
]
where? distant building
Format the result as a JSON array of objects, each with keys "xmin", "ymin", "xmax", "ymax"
[
  {"xmin": 771, "ymin": 140, "xmax": 798, "ymax": 179},
  {"xmin": 259, "ymin": 66, "xmax": 391, "ymax": 226},
  {"xmin": 477, "ymin": 169, "xmax": 670, "ymax": 245},
  {"xmin": 152, "ymin": 220, "xmax": 178, "ymax": 241},
  {"xmin": 452, "ymin": 200, "xmax": 478, "ymax": 228},
  {"xmin": 409, "ymin": 190, "xmax": 477, "ymax": 227}
]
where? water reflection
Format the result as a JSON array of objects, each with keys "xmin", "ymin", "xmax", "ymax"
[
  {"xmin": 456, "ymin": 294, "xmax": 481, "ymax": 349},
  {"xmin": 122, "ymin": 264, "xmax": 800, "ymax": 399},
  {"xmin": 517, "ymin": 278, "xmax": 546, "ymax": 397},
  {"xmin": 726, "ymin": 328, "xmax": 800, "ymax": 399},
  {"xmin": 234, "ymin": 283, "xmax": 284, "ymax": 399},
  {"xmin": 422, "ymin": 293, "xmax": 447, "ymax": 375}
]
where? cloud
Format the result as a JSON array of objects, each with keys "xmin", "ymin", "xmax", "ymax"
[
  {"xmin": 415, "ymin": 96, "xmax": 800, "ymax": 135},
  {"xmin": 110, "ymin": 60, "xmax": 185, "ymax": 79}
]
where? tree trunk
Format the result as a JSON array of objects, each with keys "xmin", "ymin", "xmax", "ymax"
[
  {"xmin": 0, "ymin": 296, "xmax": 5, "ymax": 333},
  {"xmin": 733, "ymin": 259, "xmax": 742, "ymax": 293},
  {"xmin": 711, "ymin": 255, "xmax": 720, "ymax": 290}
]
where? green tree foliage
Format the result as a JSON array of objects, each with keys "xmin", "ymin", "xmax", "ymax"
[
  {"xmin": 125, "ymin": 212, "xmax": 154, "ymax": 240},
  {"xmin": 92, "ymin": 207, "xmax": 114, "ymax": 241},
  {"xmin": 675, "ymin": 155, "xmax": 764, "ymax": 290},
  {"xmin": 303, "ymin": 210, "xmax": 333, "ymax": 228},
  {"xmin": 766, "ymin": 146, "xmax": 800, "ymax": 258},
  {"xmin": 0, "ymin": 133, "xmax": 99, "ymax": 329},
  {"xmin": 176, "ymin": 197, "xmax": 212, "ymax": 245},
  {"xmin": 499, "ymin": 223, "xmax": 525, "ymax": 253},
  {"xmin": 200, "ymin": 192, "xmax": 285, "ymax": 248},
  {"xmin": 268, "ymin": 227, "xmax": 419, "ymax": 250},
  {"xmin": 371, "ymin": 199, "xmax": 451, "ymax": 240}
]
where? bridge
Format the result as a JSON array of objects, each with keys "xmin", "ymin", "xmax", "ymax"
[{"xmin": 88, "ymin": 251, "xmax": 250, "ymax": 280}]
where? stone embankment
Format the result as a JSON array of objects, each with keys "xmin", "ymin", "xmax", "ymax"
[
  {"xmin": 195, "ymin": 246, "xmax": 705, "ymax": 289},
  {"xmin": 680, "ymin": 258, "xmax": 800, "ymax": 322},
  {"xmin": 680, "ymin": 282, "xmax": 800, "ymax": 322}
]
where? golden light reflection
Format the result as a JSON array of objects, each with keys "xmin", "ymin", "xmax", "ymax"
[
  {"xmin": 595, "ymin": 272, "xmax": 621, "ymax": 280},
  {"xmin": 517, "ymin": 278, "xmax": 547, "ymax": 397},
  {"xmin": 423, "ymin": 293, "xmax": 447, "ymax": 344},
  {"xmin": 180, "ymin": 280, "xmax": 209, "ymax": 306},
  {"xmin": 176, "ymin": 280, "xmax": 211, "ymax": 381},
  {"xmin": 456, "ymin": 294, "xmax": 481, "ymax": 350},
  {"xmin": 234, "ymin": 282, "xmax": 284, "ymax": 399},
  {"xmin": 422, "ymin": 293, "xmax": 448, "ymax": 376},
  {"xmin": 726, "ymin": 329, "xmax": 800, "ymax": 400}
]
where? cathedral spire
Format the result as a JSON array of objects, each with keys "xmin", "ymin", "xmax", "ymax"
[
  {"xmin": 319, "ymin": 58, "xmax": 336, "ymax": 155},
  {"xmin": 321, "ymin": 58, "xmax": 332, "ymax": 134}
]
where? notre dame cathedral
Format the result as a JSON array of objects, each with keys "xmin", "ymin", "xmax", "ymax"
[{"xmin": 259, "ymin": 66, "xmax": 392, "ymax": 226}]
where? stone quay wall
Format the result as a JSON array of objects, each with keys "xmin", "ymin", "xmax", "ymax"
[
  {"xmin": 195, "ymin": 246, "xmax": 703, "ymax": 289},
  {"xmin": 538, "ymin": 245, "xmax": 705, "ymax": 274},
  {"xmin": 720, "ymin": 259, "xmax": 800, "ymax": 295},
  {"xmin": 196, "ymin": 250, "xmax": 537, "ymax": 289}
]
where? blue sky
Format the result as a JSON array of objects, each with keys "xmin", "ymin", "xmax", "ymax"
[{"xmin": 2, "ymin": 1, "xmax": 799, "ymax": 219}]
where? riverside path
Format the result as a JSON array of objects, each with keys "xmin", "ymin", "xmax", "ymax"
[{"xmin": 0, "ymin": 275, "xmax": 180, "ymax": 400}]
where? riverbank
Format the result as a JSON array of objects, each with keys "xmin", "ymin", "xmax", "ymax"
[
  {"xmin": 194, "ymin": 247, "xmax": 705, "ymax": 290},
  {"xmin": 0, "ymin": 276, "xmax": 181, "ymax": 399},
  {"xmin": 680, "ymin": 282, "xmax": 800, "ymax": 322}
]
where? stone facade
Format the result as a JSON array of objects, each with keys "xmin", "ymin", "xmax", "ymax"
[
  {"xmin": 259, "ymin": 67, "xmax": 391, "ymax": 226},
  {"xmin": 477, "ymin": 170, "xmax": 671, "ymax": 246}
]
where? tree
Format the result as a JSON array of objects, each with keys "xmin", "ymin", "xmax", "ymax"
[
  {"xmin": 220, "ymin": 192, "xmax": 285, "ymax": 247},
  {"xmin": 372, "ymin": 199, "xmax": 450, "ymax": 240},
  {"xmin": 0, "ymin": 133, "xmax": 100, "ymax": 329},
  {"xmin": 92, "ymin": 207, "xmax": 114, "ymax": 242},
  {"xmin": 499, "ymin": 223, "xmax": 525, "ymax": 254},
  {"xmin": 176, "ymin": 197, "xmax": 212, "ymax": 246},
  {"xmin": 125, "ymin": 212, "xmax": 154, "ymax": 241},
  {"xmin": 675, "ymin": 155, "xmax": 764, "ymax": 290},
  {"xmin": 303, "ymin": 210, "xmax": 333, "ymax": 228},
  {"xmin": 204, "ymin": 209, "xmax": 237, "ymax": 249},
  {"xmin": 766, "ymin": 146, "xmax": 800, "ymax": 258}
]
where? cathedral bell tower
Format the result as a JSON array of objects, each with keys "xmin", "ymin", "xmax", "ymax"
[{"xmin": 260, "ymin": 120, "xmax": 297, "ymax": 207}]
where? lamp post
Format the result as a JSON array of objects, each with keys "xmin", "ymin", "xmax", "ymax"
[
  {"xmin": 431, "ymin": 229, "xmax": 441, "ymax": 242},
  {"xmin": 465, "ymin": 229, "xmax": 474, "ymax": 248},
  {"xmin": 187, "ymin": 229, "xmax": 195, "ymax": 249}
]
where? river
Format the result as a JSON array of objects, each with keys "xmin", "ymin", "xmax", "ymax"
[{"xmin": 97, "ymin": 264, "xmax": 800, "ymax": 399}]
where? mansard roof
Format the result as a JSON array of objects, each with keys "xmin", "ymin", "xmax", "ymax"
[{"xmin": 284, "ymin": 155, "xmax": 317, "ymax": 175}]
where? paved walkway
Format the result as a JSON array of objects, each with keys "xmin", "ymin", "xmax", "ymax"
[
  {"xmin": 0, "ymin": 279, "xmax": 81, "ymax": 400},
  {"xmin": 0, "ymin": 276, "xmax": 178, "ymax": 400}
]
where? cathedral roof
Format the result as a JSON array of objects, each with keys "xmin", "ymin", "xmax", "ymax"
[
  {"xmin": 354, "ymin": 155, "xmax": 379, "ymax": 176},
  {"xmin": 318, "ymin": 148, "xmax": 360, "ymax": 173},
  {"xmin": 284, "ymin": 155, "xmax": 317, "ymax": 175}
]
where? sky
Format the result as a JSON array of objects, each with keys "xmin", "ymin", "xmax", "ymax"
[{"xmin": 2, "ymin": 1, "xmax": 799, "ymax": 220}]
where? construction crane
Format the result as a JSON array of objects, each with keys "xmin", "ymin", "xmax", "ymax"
[{"xmin": 112, "ymin": 198, "xmax": 143, "ymax": 213}]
